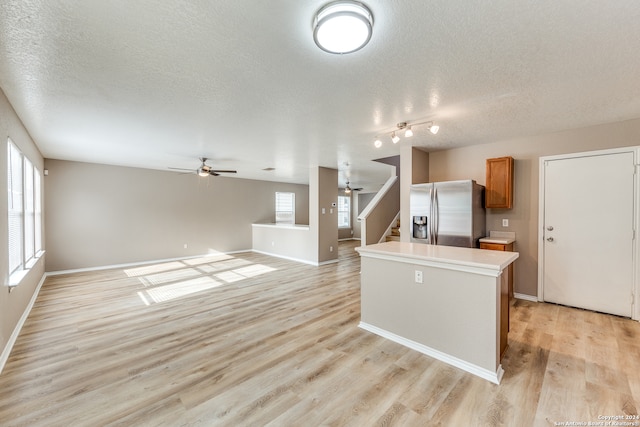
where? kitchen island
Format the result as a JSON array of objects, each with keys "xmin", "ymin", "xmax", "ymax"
[{"xmin": 356, "ymin": 241, "xmax": 519, "ymax": 384}]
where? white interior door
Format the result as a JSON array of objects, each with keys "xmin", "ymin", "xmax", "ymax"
[{"xmin": 542, "ymin": 151, "xmax": 635, "ymax": 317}]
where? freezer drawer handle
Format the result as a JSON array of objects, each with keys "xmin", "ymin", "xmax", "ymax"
[
  {"xmin": 546, "ymin": 226, "xmax": 554, "ymax": 231},
  {"xmin": 547, "ymin": 237, "xmax": 554, "ymax": 242}
]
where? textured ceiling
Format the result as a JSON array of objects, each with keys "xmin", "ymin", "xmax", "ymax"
[{"xmin": 1, "ymin": 1, "xmax": 640, "ymax": 190}]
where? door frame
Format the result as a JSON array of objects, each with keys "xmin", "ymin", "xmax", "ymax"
[{"xmin": 537, "ymin": 146, "xmax": 640, "ymax": 321}]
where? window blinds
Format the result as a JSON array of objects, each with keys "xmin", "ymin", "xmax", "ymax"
[
  {"xmin": 8, "ymin": 142, "xmax": 23, "ymax": 275},
  {"xmin": 275, "ymin": 192, "xmax": 295, "ymax": 224}
]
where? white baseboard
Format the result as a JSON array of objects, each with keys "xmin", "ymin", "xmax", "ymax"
[
  {"xmin": 251, "ymin": 250, "xmax": 339, "ymax": 266},
  {"xmin": 514, "ymin": 292, "xmax": 538, "ymax": 302},
  {"xmin": 358, "ymin": 321, "xmax": 504, "ymax": 385},
  {"xmin": 0, "ymin": 274, "xmax": 47, "ymax": 375}
]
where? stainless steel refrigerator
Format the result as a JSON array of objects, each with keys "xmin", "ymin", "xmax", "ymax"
[{"xmin": 409, "ymin": 180, "xmax": 486, "ymax": 248}]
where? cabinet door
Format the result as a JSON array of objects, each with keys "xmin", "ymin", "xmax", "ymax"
[
  {"xmin": 486, "ymin": 157, "xmax": 513, "ymax": 208},
  {"xmin": 479, "ymin": 242, "xmax": 506, "ymax": 251},
  {"xmin": 480, "ymin": 242, "xmax": 514, "ymax": 298}
]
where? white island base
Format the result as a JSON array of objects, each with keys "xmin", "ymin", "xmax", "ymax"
[{"xmin": 356, "ymin": 241, "xmax": 519, "ymax": 384}]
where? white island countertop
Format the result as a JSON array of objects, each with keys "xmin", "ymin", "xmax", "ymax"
[{"xmin": 356, "ymin": 241, "xmax": 519, "ymax": 276}]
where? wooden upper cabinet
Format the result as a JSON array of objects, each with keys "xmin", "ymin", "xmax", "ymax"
[{"xmin": 485, "ymin": 156, "xmax": 514, "ymax": 209}]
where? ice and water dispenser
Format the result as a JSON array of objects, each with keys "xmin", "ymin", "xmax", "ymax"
[{"xmin": 412, "ymin": 216, "xmax": 428, "ymax": 240}]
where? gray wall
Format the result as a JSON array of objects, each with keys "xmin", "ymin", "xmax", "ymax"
[
  {"xmin": 428, "ymin": 117, "xmax": 640, "ymax": 297},
  {"xmin": 44, "ymin": 159, "xmax": 309, "ymax": 271},
  {"xmin": 314, "ymin": 167, "xmax": 338, "ymax": 263},
  {"xmin": 0, "ymin": 89, "xmax": 46, "ymax": 361}
]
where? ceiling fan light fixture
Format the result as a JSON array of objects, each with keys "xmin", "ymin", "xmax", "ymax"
[
  {"xmin": 169, "ymin": 157, "xmax": 238, "ymax": 177},
  {"xmin": 313, "ymin": 1, "xmax": 374, "ymax": 54}
]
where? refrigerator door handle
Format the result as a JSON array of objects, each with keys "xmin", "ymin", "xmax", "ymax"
[
  {"xmin": 429, "ymin": 187, "xmax": 434, "ymax": 243},
  {"xmin": 433, "ymin": 187, "xmax": 439, "ymax": 245}
]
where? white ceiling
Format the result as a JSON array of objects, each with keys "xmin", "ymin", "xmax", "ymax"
[{"xmin": 1, "ymin": 1, "xmax": 640, "ymax": 191}]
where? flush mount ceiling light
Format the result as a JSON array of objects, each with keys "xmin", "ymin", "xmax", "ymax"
[
  {"xmin": 313, "ymin": 1, "xmax": 374, "ymax": 54},
  {"xmin": 374, "ymin": 121, "xmax": 440, "ymax": 148}
]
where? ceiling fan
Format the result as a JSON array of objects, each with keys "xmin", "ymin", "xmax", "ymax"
[
  {"xmin": 344, "ymin": 181, "xmax": 363, "ymax": 194},
  {"xmin": 169, "ymin": 158, "xmax": 237, "ymax": 177}
]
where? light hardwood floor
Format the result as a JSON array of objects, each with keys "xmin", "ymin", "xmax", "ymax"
[{"xmin": 1, "ymin": 240, "xmax": 638, "ymax": 426}]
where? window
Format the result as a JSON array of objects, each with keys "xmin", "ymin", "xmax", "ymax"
[
  {"xmin": 338, "ymin": 195, "xmax": 350, "ymax": 228},
  {"xmin": 275, "ymin": 192, "xmax": 295, "ymax": 224},
  {"xmin": 7, "ymin": 139, "xmax": 43, "ymax": 284}
]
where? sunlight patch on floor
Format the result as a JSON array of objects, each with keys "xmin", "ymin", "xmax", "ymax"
[
  {"xmin": 142, "ymin": 276, "xmax": 224, "ymax": 304},
  {"xmin": 182, "ymin": 254, "xmax": 234, "ymax": 266},
  {"xmin": 124, "ymin": 261, "xmax": 186, "ymax": 277},
  {"xmin": 137, "ymin": 268, "xmax": 202, "ymax": 287},
  {"xmin": 194, "ymin": 258, "xmax": 252, "ymax": 274},
  {"xmin": 215, "ymin": 264, "xmax": 276, "ymax": 283},
  {"xmin": 131, "ymin": 254, "xmax": 279, "ymax": 305}
]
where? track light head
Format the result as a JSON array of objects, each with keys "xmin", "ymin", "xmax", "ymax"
[
  {"xmin": 405, "ymin": 125, "xmax": 413, "ymax": 137},
  {"xmin": 391, "ymin": 132, "xmax": 400, "ymax": 144}
]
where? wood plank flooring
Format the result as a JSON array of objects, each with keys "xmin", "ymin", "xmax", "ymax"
[{"xmin": 1, "ymin": 240, "xmax": 639, "ymax": 426}]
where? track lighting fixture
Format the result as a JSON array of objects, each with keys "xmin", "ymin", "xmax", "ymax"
[{"xmin": 373, "ymin": 120, "xmax": 439, "ymax": 148}]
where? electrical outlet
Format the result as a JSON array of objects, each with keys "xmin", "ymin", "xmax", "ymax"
[
  {"xmin": 184, "ymin": 243, "xmax": 188, "ymax": 249},
  {"xmin": 502, "ymin": 219, "xmax": 509, "ymax": 227},
  {"xmin": 415, "ymin": 270, "xmax": 423, "ymax": 284},
  {"xmin": 330, "ymin": 246, "xmax": 333, "ymax": 252}
]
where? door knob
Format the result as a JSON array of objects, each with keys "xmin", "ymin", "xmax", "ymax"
[
  {"xmin": 547, "ymin": 226, "xmax": 554, "ymax": 231},
  {"xmin": 547, "ymin": 237, "xmax": 554, "ymax": 242}
]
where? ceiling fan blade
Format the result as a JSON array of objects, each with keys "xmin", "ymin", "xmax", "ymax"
[
  {"xmin": 211, "ymin": 170, "xmax": 237, "ymax": 174},
  {"xmin": 168, "ymin": 167, "xmax": 196, "ymax": 172},
  {"xmin": 353, "ymin": 187, "xmax": 364, "ymax": 191},
  {"xmin": 209, "ymin": 171, "xmax": 220, "ymax": 176}
]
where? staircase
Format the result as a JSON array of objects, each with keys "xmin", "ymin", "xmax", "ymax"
[{"xmin": 385, "ymin": 218, "xmax": 401, "ymax": 242}]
